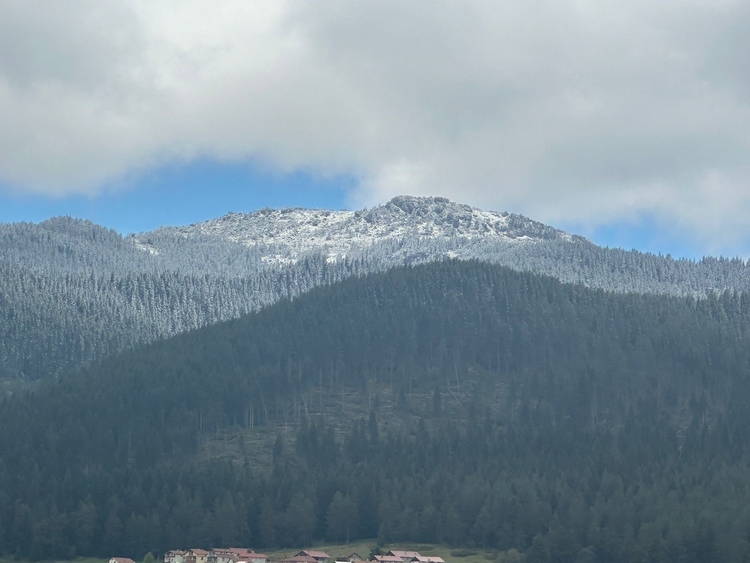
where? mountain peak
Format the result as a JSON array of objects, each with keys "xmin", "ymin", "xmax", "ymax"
[
  {"xmin": 135, "ymin": 196, "xmax": 575, "ymax": 263},
  {"xmin": 384, "ymin": 195, "xmax": 458, "ymax": 214}
]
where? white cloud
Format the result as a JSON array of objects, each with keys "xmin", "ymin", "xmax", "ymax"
[{"xmin": 1, "ymin": 0, "xmax": 749, "ymax": 250}]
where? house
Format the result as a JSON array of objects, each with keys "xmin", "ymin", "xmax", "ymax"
[
  {"xmin": 373, "ymin": 556, "xmax": 405, "ymax": 563},
  {"xmin": 209, "ymin": 549, "xmax": 238, "ymax": 563},
  {"xmin": 110, "ymin": 558, "xmax": 136, "ymax": 563},
  {"xmin": 296, "ymin": 552, "xmax": 330, "ymax": 563},
  {"xmin": 336, "ymin": 553, "xmax": 363, "ymax": 563},
  {"xmin": 207, "ymin": 548, "xmax": 267, "ymax": 563},
  {"xmin": 165, "ymin": 552, "xmax": 187, "ymax": 563},
  {"xmin": 414, "ymin": 558, "xmax": 444, "ymax": 563},
  {"xmin": 186, "ymin": 549, "xmax": 210, "ymax": 563},
  {"xmin": 230, "ymin": 549, "xmax": 267, "ymax": 563},
  {"xmin": 386, "ymin": 553, "xmax": 421, "ymax": 562}
]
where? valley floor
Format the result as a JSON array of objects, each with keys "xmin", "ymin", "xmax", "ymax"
[{"xmin": 0, "ymin": 544, "xmax": 510, "ymax": 563}]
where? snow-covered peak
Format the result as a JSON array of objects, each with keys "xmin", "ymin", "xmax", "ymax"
[{"xmin": 134, "ymin": 196, "xmax": 578, "ymax": 263}]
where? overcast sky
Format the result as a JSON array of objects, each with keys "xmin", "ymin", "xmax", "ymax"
[{"xmin": 1, "ymin": 1, "xmax": 749, "ymax": 258}]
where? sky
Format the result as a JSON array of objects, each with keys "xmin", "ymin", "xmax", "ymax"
[{"xmin": 1, "ymin": 1, "xmax": 749, "ymax": 260}]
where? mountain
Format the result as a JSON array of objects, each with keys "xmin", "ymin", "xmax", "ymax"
[
  {"xmin": 131, "ymin": 195, "xmax": 575, "ymax": 265},
  {"xmin": 132, "ymin": 195, "xmax": 750, "ymax": 297},
  {"xmin": 2, "ymin": 195, "xmax": 750, "ymax": 380},
  {"xmin": 2, "ymin": 260, "xmax": 750, "ymax": 561}
]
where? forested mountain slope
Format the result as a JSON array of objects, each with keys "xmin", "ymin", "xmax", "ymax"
[
  {"xmin": 2, "ymin": 261, "xmax": 750, "ymax": 562},
  {"xmin": 2, "ymin": 196, "xmax": 750, "ymax": 380}
]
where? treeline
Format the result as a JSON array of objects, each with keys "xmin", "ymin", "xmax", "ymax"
[{"xmin": 2, "ymin": 261, "xmax": 750, "ymax": 561}]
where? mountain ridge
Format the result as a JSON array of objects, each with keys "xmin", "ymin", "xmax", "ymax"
[
  {"xmin": 2, "ymin": 195, "xmax": 750, "ymax": 381},
  {"xmin": 130, "ymin": 195, "xmax": 583, "ymax": 265}
]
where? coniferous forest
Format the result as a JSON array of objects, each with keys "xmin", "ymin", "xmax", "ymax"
[
  {"xmin": 4, "ymin": 206, "xmax": 750, "ymax": 382},
  {"xmin": 2, "ymin": 261, "xmax": 750, "ymax": 562}
]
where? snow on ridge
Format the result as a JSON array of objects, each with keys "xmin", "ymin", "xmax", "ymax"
[{"xmin": 133, "ymin": 196, "xmax": 578, "ymax": 263}]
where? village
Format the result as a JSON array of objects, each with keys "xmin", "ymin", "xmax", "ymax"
[{"xmin": 109, "ymin": 548, "xmax": 446, "ymax": 563}]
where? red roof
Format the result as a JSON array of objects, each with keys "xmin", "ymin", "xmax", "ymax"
[
  {"xmin": 110, "ymin": 558, "xmax": 136, "ymax": 563},
  {"xmin": 300, "ymin": 552, "xmax": 330, "ymax": 560},
  {"xmin": 190, "ymin": 550, "xmax": 209, "ymax": 556}
]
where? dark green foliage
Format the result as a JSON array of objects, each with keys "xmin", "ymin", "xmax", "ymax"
[{"xmin": 2, "ymin": 261, "xmax": 750, "ymax": 561}]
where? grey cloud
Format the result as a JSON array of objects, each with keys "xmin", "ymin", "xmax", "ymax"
[
  {"xmin": 0, "ymin": 0, "xmax": 749, "ymax": 252},
  {"xmin": 0, "ymin": 1, "xmax": 142, "ymax": 91}
]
